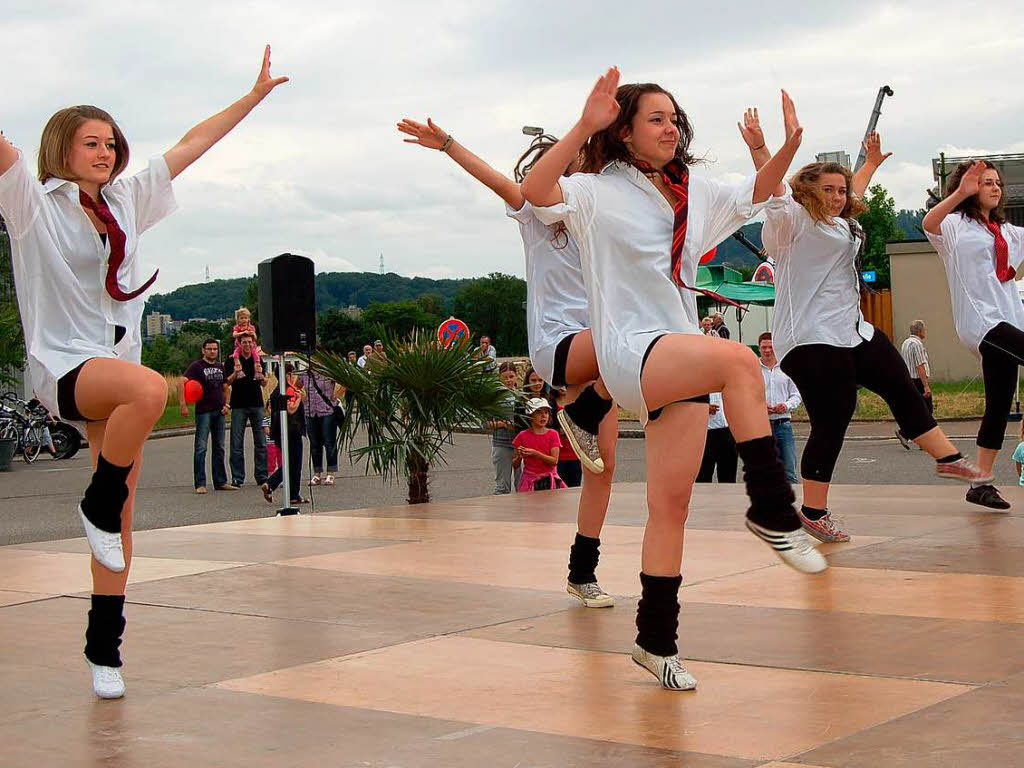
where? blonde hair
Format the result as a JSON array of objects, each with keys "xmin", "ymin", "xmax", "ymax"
[
  {"xmin": 37, "ymin": 105, "xmax": 129, "ymax": 184},
  {"xmin": 235, "ymin": 306, "xmax": 252, "ymax": 323},
  {"xmin": 789, "ymin": 162, "xmax": 867, "ymax": 224}
]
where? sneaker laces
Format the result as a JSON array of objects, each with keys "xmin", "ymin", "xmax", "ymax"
[
  {"xmin": 95, "ymin": 666, "xmax": 122, "ymax": 684},
  {"xmin": 787, "ymin": 528, "xmax": 819, "ymax": 556},
  {"xmin": 579, "ymin": 582, "xmax": 606, "ymax": 599},
  {"xmin": 664, "ymin": 655, "xmax": 689, "ymax": 676}
]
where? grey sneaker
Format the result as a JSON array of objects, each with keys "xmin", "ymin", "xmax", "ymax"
[
  {"xmin": 797, "ymin": 508, "xmax": 851, "ymax": 543},
  {"xmin": 557, "ymin": 409, "xmax": 604, "ymax": 474},
  {"xmin": 936, "ymin": 457, "xmax": 993, "ymax": 484},
  {"xmin": 631, "ymin": 644, "xmax": 697, "ymax": 691},
  {"xmin": 567, "ymin": 580, "xmax": 614, "ymax": 608}
]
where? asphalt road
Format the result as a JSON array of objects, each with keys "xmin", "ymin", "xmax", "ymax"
[{"xmin": 1, "ymin": 428, "xmax": 1019, "ymax": 546}]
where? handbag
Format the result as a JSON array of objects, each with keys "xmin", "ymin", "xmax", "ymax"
[{"xmin": 307, "ymin": 371, "xmax": 345, "ymax": 423}]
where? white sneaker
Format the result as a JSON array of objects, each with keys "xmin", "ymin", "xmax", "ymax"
[
  {"xmin": 745, "ymin": 519, "xmax": 828, "ymax": 574},
  {"xmin": 77, "ymin": 504, "xmax": 125, "ymax": 573},
  {"xmin": 631, "ymin": 644, "xmax": 697, "ymax": 691},
  {"xmin": 567, "ymin": 580, "xmax": 614, "ymax": 608},
  {"xmin": 86, "ymin": 658, "xmax": 125, "ymax": 699}
]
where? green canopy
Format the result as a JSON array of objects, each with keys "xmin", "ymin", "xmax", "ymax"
[{"xmin": 695, "ymin": 265, "xmax": 775, "ymax": 306}]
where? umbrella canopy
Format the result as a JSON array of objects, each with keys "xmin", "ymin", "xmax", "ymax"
[{"xmin": 696, "ymin": 265, "xmax": 776, "ymax": 306}]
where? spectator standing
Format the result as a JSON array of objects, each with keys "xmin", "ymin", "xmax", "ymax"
[
  {"xmin": 261, "ymin": 363, "xmax": 307, "ymax": 504},
  {"xmin": 180, "ymin": 338, "xmax": 234, "ymax": 493},
  {"xmin": 372, "ymin": 339, "xmax": 387, "ymax": 361},
  {"xmin": 228, "ymin": 334, "xmax": 268, "ymax": 487},
  {"xmin": 897, "ymin": 320, "xmax": 932, "ymax": 449},
  {"xmin": 302, "ymin": 367, "xmax": 341, "ymax": 486},
  {"xmin": 357, "ymin": 344, "xmax": 372, "ymax": 368},
  {"xmin": 512, "ymin": 398, "xmax": 566, "ymax": 492},
  {"xmin": 696, "ymin": 392, "xmax": 737, "ymax": 483},
  {"xmin": 1012, "ymin": 420, "xmax": 1024, "ymax": 486},
  {"xmin": 489, "ymin": 362, "xmax": 519, "ymax": 494},
  {"xmin": 480, "ymin": 336, "xmax": 498, "ymax": 371},
  {"xmin": 346, "ymin": 351, "xmax": 358, "ymax": 364},
  {"xmin": 711, "ymin": 311, "xmax": 731, "ymax": 340},
  {"xmin": 700, "ymin": 316, "xmax": 719, "ymax": 337},
  {"xmin": 759, "ymin": 332, "xmax": 801, "ymax": 484}
]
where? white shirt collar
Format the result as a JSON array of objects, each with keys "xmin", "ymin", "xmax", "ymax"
[{"xmin": 41, "ymin": 176, "xmax": 79, "ymax": 196}]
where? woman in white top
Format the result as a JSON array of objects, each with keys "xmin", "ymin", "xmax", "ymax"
[
  {"xmin": 924, "ymin": 160, "xmax": 1024, "ymax": 510},
  {"xmin": 0, "ymin": 47, "xmax": 288, "ymax": 699},
  {"xmin": 396, "ymin": 118, "xmax": 617, "ymax": 608},
  {"xmin": 522, "ymin": 68, "xmax": 826, "ymax": 692},
  {"xmin": 745, "ymin": 119, "xmax": 989, "ymax": 541}
]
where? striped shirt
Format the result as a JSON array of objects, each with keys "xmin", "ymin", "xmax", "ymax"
[{"xmin": 900, "ymin": 335, "xmax": 930, "ymax": 379}]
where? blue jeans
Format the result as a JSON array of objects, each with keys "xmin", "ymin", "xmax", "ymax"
[
  {"xmin": 194, "ymin": 410, "xmax": 227, "ymax": 488},
  {"xmin": 772, "ymin": 419, "xmax": 798, "ymax": 484},
  {"xmin": 230, "ymin": 406, "xmax": 268, "ymax": 485},
  {"xmin": 306, "ymin": 413, "xmax": 338, "ymax": 473}
]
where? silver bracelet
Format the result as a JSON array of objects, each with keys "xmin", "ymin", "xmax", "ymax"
[{"xmin": 440, "ymin": 134, "xmax": 454, "ymax": 153}]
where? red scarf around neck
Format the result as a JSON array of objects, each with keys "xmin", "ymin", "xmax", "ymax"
[
  {"xmin": 632, "ymin": 159, "xmax": 742, "ymax": 309},
  {"xmin": 982, "ymin": 218, "xmax": 1015, "ymax": 283},
  {"xmin": 79, "ymin": 190, "xmax": 159, "ymax": 301}
]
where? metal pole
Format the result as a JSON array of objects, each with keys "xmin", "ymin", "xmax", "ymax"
[
  {"xmin": 277, "ymin": 354, "xmax": 298, "ymax": 516},
  {"xmin": 854, "ymin": 85, "xmax": 894, "ymax": 172}
]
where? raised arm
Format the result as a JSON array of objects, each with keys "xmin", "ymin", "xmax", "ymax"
[
  {"xmin": 752, "ymin": 91, "xmax": 803, "ymax": 203},
  {"xmin": 397, "ymin": 118, "xmax": 523, "ymax": 209},
  {"xmin": 851, "ymin": 132, "xmax": 892, "ymax": 197},
  {"xmin": 923, "ymin": 161, "xmax": 984, "ymax": 235},
  {"xmin": 163, "ymin": 46, "xmax": 289, "ymax": 180},
  {"xmin": 521, "ymin": 67, "xmax": 621, "ymax": 207},
  {"xmin": 0, "ymin": 132, "xmax": 18, "ymax": 176},
  {"xmin": 738, "ymin": 107, "xmax": 772, "ymax": 173}
]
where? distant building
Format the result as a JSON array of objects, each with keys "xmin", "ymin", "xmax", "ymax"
[
  {"xmin": 342, "ymin": 305, "xmax": 362, "ymax": 319},
  {"xmin": 816, "ymin": 151, "xmax": 852, "ymax": 169},
  {"xmin": 146, "ymin": 311, "xmax": 173, "ymax": 337},
  {"xmin": 932, "ymin": 153, "xmax": 1024, "ymax": 226}
]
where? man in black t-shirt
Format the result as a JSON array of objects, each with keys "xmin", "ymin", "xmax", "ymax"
[
  {"xmin": 261, "ymin": 362, "xmax": 307, "ymax": 505},
  {"xmin": 227, "ymin": 333, "xmax": 268, "ymax": 487},
  {"xmin": 180, "ymin": 339, "xmax": 233, "ymax": 493}
]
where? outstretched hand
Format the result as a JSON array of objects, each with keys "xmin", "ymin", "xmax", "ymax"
[
  {"xmin": 252, "ymin": 45, "xmax": 290, "ymax": 100},
  {"xmin": 397, "ymin": 117, "xmax": 448, "ymax": 150},
  {"xmin": 737, "ymin": 107, "xmax": 764, "ymax": 150},
  {"xmin": 956, "ymin": 161, "xmax": 987, "ymax": 197},
  {"xmin": 863, "ymin": 132, "xmax": 892, "ymax": 167},
  {"xmin": 579, "ymin": 67, "xmax": 621, "ymax": 135},
  {"xmin": 781, "ymin": 90, "xmax": 803, "ymax": 147}
]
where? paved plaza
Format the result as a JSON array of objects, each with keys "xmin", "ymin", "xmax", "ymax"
[{"xmin": 1, "ymin": 480, "xmax": 1022, "ymax": 766}]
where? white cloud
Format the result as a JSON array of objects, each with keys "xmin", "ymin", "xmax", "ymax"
[{"xmin": 3, "ymin": 0, "xmax": 1023, "ymax": 292}]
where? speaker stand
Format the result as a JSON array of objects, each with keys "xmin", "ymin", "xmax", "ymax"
[{"xmin": 276, "ymin": 353, "xmax": 299, "ymax": 516}]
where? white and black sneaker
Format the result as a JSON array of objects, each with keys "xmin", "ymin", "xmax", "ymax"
[
  {"xmin": 557, "ymin": 409, "xmax": 604, "ymax": 475},
  {"xmin": 567, "ymin": 580, "xmax": 614, "ymax": 608},
  {"xmin": 78, "ymin": 504, "xmax": 125, "ymax": 573},
  {"xmin": 86, "ymin": 658, "xmax": 125, "ymax": 699},
  {"xmin": 745, "ymin": 519, "xmax": 828, "ymax": 574},
  {"xmin": 631, "ymin": 644, "xmax": 697, "ymax": 691}
]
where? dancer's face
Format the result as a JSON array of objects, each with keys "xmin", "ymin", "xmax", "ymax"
[
  {"xmin": 819, "ymin": 173, "xmax": 848, "ymax": 217},
  {"xmin": 622, "ymin": 93, "xmax": 680, "ymax": 169},
  {"xmin": 67, "ymin": 120, "xmax": 116, "ymax": 187},
  {"xmin": 977, "ymin": 168, "xmax": 1003, "ymax": 213}
]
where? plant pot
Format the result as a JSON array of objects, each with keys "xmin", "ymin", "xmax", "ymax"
[{"xmin": 0, "ymin": 437, "xmax": 17, "ymax": 471}]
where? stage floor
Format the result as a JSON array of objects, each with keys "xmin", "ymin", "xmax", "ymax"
[{"xmin": 1, "ymin": 482, "xmax": 1022, "ymax": 767}]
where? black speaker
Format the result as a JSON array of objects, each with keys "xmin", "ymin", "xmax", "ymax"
[{"xmin": 258, "ymin": 254, "xmax": 316, "ymax": 354}]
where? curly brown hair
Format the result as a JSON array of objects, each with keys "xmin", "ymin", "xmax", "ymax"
[
  {"xmin": 513, "ymin": 134, "xmax": 571, "ymax": 248},
  {"xmin": 581, "ymin": 83, "xmax": 697, "ymax": 174},
  {"xmin": 944, "ymin": 160, "xmax": 1007, "ymax": 225},
  {"xmin": 789, "ymin": 162, "xmax": 866, "ymax": 224}
]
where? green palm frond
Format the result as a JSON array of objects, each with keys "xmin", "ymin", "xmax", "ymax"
[{"xmin": 311, "ymin": 330, "xmax": 515, "ymax": 497}]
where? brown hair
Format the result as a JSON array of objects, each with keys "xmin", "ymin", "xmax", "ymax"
[
  {"xmin": 581, "ymin": 83, "xmax": 697, "ymax": 173},
  {"xmin": 37, "ymin": 105, "xmax": 129, "ymax": 184},
  {"xmin": 944, "ymin": 160, "xmax": 1007, "ymax": 225},
  {"xmin": 789, "ymin": 162, "xmax": 867, "ymax": 224},
  {"xmin": 514, "ymin": 134, "xmax": 570, "ymax": 248},
  {"xmin": 758, "ymin": 332, "xmax": 772, "ymax": 344}
]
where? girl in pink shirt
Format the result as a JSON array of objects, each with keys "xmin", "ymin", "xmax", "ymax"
[{"xmin": 513, "ymin": 398, "xmax": 566, "ymax": 492}]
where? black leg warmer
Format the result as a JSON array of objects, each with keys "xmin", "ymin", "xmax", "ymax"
[
  {"xmin": 84, "ymin": 594, "xmax": 126, "ymax": 668},
  {"xmin": 568, "ymin": 533, "xmax": 600, "ymax": 584},
  {"xmin": 635, "ymin": 572, "xmax": 683, "ymax": 657},
  {"xmin": 736, "ymin": 436, "xmax": 800, "ymax": 532},
  {"xmin": 80, "ymin": 455, "xmax": 132, "ymax": 534}
]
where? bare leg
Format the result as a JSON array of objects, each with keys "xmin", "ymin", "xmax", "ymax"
[
  {"xmin": 977, "ymin": 446, "xmax": 999, "ymax": 476},
  {"xmin": 914, "ymin": 426, "xmax": 959, "ymax": 459}
]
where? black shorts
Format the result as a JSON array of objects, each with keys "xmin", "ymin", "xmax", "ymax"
[
  {"xmin": 56, "ymin": 326, "xmax": 127, "ymax": 422},
  {"xmin": 641, "ymin": 334, "xmax": 710, "ymax": 422},
  {"xmin": 551, "ymin": 333, "xmax": 577, "ymax": 389}
]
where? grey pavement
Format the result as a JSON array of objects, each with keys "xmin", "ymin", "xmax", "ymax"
[{"xmin": 1, "ymin": 422, "xmax": 1021, "ymax": 546}]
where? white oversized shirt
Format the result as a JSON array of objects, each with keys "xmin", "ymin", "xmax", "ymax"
[
  {"xmin": 507, "ymin": 201, "xmax": 589, "ymax": 386},
  {"xmin": 761, "ymin": 361, "xmax": 801, "ymax": 420},
  {"xmin": 925, "ymin": 213, "xmax": 1024, "ymax": 356},
  {"xmin": 763, "ymin": 184, "xmax": 873, "ymax": 364},
  {"xmin": 0, "ymin": 149, "xmax": 177, "ymax": 417},
  {"xmin": 707, "ymin": 392, "xmax": 728, "ymax": 430},
  {"xmin": 535, "ymin": 161, "xmax": 760, "ymax": 423}
]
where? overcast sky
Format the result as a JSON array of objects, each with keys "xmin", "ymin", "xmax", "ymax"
[{"xmin": 4, "ymin": 0, "xmax": 1022, "ymax": 291}]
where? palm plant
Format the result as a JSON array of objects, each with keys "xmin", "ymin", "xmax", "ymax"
[{"xmin": 312, "ymin": 330, "xmax": 514, "ymax": 504}]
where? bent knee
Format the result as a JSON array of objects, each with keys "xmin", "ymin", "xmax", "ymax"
[{"xmin": 137, "ymin": 371, "xmax": 169, "ymax": 416}]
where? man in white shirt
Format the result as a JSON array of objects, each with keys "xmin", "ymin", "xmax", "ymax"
[
  {"xmin": 897, "ymin": 320, "xmax": 932, "ymax": 449},
  {"xmin": 479, "ymin": 336, "xmax": 498, "ymax": 372},
  {"xmin": 696, "ymin": 392, "xmax": 736, "ymax": 483},
  {"xmin": 356, "ymin": 344, "xmax": 372, "ymax": 369},
  {"xmin": 759, "ymin": 332, "xmax": 801, "ymax": 483}
]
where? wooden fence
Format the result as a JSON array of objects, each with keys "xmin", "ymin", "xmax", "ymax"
[{"xmin": 860, "ymin": 289, "xmax": 893, "ymax": 340}]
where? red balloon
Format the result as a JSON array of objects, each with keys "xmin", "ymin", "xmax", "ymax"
[{"xmin": 184, "ymin": 379, "xmax": 204, "ymax": 404}]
